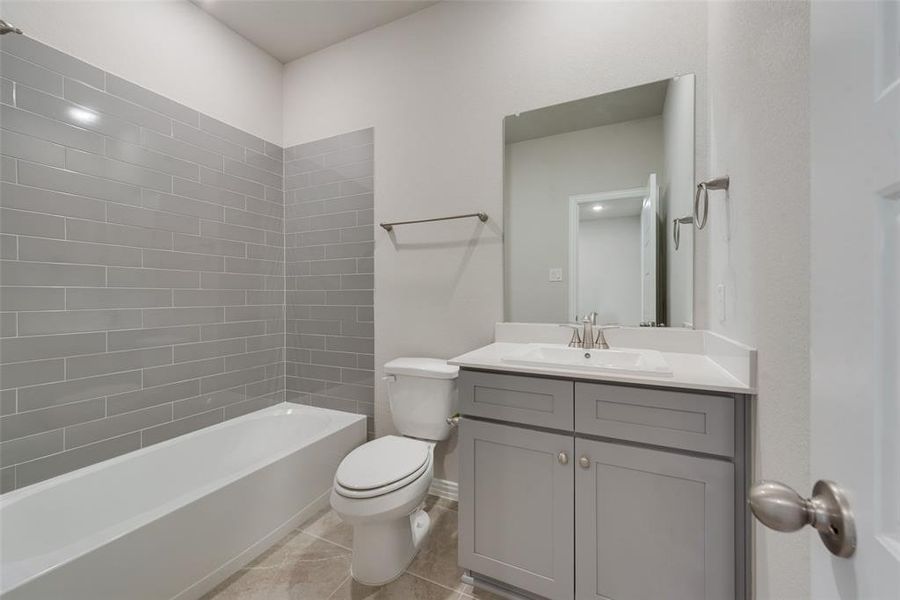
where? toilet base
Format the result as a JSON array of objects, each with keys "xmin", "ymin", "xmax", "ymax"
[{"xmin": 350, "ymin": 508, "xmax": 432, "ymax": 585}]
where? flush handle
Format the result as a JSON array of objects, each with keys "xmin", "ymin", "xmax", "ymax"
[{"xmin": 749, "ymin": 480, "xmax": 856, "ymax": 558}]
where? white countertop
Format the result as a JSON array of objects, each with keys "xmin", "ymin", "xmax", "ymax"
[{"xmin": 448, "ymin": 325, "xmax": 756, "ymax": 394}]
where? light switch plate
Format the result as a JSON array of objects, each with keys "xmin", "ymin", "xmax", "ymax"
[{"xmin": 549, "ymin": 268, "xmax": 563, "ymax": 282}]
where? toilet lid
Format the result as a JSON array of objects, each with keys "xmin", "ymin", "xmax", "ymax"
[{"xmin": 336, "ymin": 436, "xmax": 430, "ymax": 491}]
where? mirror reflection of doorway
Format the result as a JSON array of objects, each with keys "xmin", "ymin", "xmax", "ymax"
[{"xmin": 569, "ymin": 173, "xmax": 660, "ymax": 324}]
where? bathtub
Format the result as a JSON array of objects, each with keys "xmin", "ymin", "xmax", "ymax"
[{"xmin": 0, "ymin": 404, "xmax": 366, "ymax": 600}]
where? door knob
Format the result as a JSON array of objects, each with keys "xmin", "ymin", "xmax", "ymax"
[{"xmin": 749, "ymin": 480, "xmax": 856, "ymax": 558}]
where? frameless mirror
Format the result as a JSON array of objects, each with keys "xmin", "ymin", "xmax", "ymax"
[{"xmin": 503, "ymin": 75, "xmax": 695, "ymax": 327}]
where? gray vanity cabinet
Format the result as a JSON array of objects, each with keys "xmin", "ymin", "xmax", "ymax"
[
  {"xmin": 574, "ymin": 438, "xmax": 734, "ymax": 600},
  {"xmin": 458, "ymin": 368, "xmax": 748, "ymax": 600},
  {"xmin": 459, "ymin": 418, "xmax": 575, "ymax": 600}
]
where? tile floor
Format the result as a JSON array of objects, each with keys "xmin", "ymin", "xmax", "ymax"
[{"xmin": 203, "ymin": 496, "xmax": 503, "ymax": 599}]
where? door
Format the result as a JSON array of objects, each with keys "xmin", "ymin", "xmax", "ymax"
[
  {"xmin": 574, "ymin": 438, "xmax": 734, "ymax": 600},
  {"xmin": 809, "ymin": 1, "xmax": 900, "ymax": 598},
  {"xmin": 640, "ymin": 173, "xmax": 659, "ymax": 324},
  {"xmin": 458, "ymin": 419, "xmax": 575, "ymax": 600}
]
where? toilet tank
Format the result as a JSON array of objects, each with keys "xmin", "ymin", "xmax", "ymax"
[{"xmin": 384, "ymin": 358, "xmax": 459, "ymax": 441}]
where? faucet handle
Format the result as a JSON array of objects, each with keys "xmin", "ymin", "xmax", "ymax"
[
  {"xmin": 560, "ymin": 323, "xmax": 583, "ymax": 347},
  {"xmin": 593, "ymin": 324, "xmax": 620, "ymax": 349}
]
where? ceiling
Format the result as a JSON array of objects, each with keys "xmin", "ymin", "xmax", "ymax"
[
  {"xmin": 192, "ymin": 0, "xmax": 438, "ymax": 63},
  {"xmin": 579, "ymin": 196, "xmax": 644, "ymax": 221},
  {"xmin": 504, "ymin": 79, "xmax": 670, "ymax": 144}
]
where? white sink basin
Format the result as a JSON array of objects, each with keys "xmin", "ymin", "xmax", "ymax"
[{"xmin": 501, "ymin": 344, "xmax": 673, "ymax": 377}]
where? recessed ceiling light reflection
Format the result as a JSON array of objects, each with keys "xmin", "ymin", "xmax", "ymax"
[
  {"xmin": 68, "ymin": 107, "xmax": 98, "ymax": 124},
  {"xmin": 592, "ymin": 204, "xmax": 603, "ymax": 212}
]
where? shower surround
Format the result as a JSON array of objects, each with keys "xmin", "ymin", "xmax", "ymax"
[
  {"xmin": 283, "ymin": 131, "xmax": 375, "ymax": 436},
  {"xmin": 0, "ymin": 35, "xmax": 375, "ymax": 492}
]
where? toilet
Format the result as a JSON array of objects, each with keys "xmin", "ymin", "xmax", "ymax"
[{"xmin": 330, "ymin": 357, "xmax": 459, "ymax": 585}]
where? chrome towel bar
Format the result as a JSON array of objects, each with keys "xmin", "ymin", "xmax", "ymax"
[
  {"xmin": 694, "ymin": 175, "xmax": 730, "ymax": 230},
  {"xmin": 380, "ymin": 212, "xmax": 488, "ymax": 232}
]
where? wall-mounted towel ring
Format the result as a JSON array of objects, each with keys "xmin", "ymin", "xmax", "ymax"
[
  {"xmin": 694, "ymin": 175, "xmax": 730, "ymax": 230},
  {"xmin": 673, "ymin": 215, "xmax": 693, "ymax": 250}
]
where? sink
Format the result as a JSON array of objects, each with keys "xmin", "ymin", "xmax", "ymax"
[{"xmin": 501, "ymin": 344, "xmax": 673, "ymax": 376}]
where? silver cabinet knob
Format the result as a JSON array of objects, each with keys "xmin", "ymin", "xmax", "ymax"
[
  {"xmin": 578, "ymin": 456, "xmax": 591, "ymax": 469},
  {"xmin": 749, "ymin": 480, "xmax": 856, "ymax": 558},
  {"xmin": 558, "ymin": 452, "xmax": 568, "ymax": 465}
]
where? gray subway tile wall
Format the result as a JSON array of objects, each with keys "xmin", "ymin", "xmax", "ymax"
[
  {"xmin": 283, "ymin": 130, "xmax": 374, "ymax": 435},
  {"xmin": 0, "ymin": 37, "xmax": 286, "ymax": 492}
]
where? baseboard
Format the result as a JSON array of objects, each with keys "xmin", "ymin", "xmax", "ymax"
[
  {"xmin": 428, "ymin": 477, "xmax": 458, "ymax": 502},
  {"xmin": 462, "ymin": 571, "xmax": 547, "ymax": 600}
]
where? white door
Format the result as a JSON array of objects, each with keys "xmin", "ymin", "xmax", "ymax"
[
  {"xmin": 810, "ymin": 1, "xmax": 900, "ymax": 598},
  {"xmin": 640, "ymin": 173, "xmax": 658, "ymax": 324}
]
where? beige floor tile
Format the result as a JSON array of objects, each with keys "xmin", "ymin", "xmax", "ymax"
[
  {"xmin": 274, "ymin": 534, "xmax": 352, "ymax": 599},
  {"xmin": 424, "ymin": 495, "xmax": 458, "ymax": 512},
  {"xmin": 302, "ymin": 506, "xmax": 354, "ymax": 550},
  {"xmin": 202, "ymin": 566, "xmax": 284, "ymax": 600},
  {"xmin": 327, "ymin": 573, "xmax": 461, "ymax": 600},
  {"xmin": 205, "ymin": 533, "xmax": 352, "ymax": 600},
  {"xmin": 406, "ymin": 506, "xmax": 465, "ymax": 592},
  {"xmin": 206, "ymin": 495, "xmax": 471, "ymax": 600}
]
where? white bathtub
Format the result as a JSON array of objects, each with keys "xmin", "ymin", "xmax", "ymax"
[{"xmin": 0, "ymin": 404, "xmax": 366, "ymax": 600}]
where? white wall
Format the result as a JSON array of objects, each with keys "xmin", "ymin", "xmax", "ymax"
[
  {"xmin": 283, "ymin": 0, "xmax": 708, "ymax": 481},
  {"xmin": 1, "ymin": 0, "xmax": 283, "ymax": 144},
  {"xmin": 577, "ymin": 216, "xmax": 641, "ymax": 324},
  {"xmin": 505, "ymin": 117, "xmax": 663, "ymax": 323},
  {"xmin": 662, "ymin": 75, "xmax": 696, "ymax": 327},
  {"xmin": 705, "ymin": 2, "xmax": 811, "ymax": 599}
]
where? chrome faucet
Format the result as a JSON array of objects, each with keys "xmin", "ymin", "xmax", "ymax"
[
  {"xmin": 562, "ymin": 313, "xmax": 610, "ymax": 349},
  {"xmin": 581, "ymin": 317, "xmax": 596, "ymax": 350}
]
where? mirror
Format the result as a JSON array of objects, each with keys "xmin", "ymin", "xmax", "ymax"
[{"xmin": 503, "ymin": 75, "xmax": 695, "ymax": 327}]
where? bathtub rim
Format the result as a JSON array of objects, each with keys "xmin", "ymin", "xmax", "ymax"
[{"xmin": 0, "ymin": 403, "xmax": 366, "ymax": 596}]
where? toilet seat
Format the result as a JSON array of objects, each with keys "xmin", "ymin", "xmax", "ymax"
[{"xmin": 334, "ymin": 436, "xmax": 432, "ymax": 499}]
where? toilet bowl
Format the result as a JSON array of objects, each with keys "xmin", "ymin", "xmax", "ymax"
[{"xmin": 330, "ymin": 358, "xmax": 458, "ymax": 585}]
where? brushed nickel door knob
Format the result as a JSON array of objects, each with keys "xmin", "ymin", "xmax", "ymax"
[{"xmin": 749, "ymin": 480, "xmax": 856, "ymax": 558}]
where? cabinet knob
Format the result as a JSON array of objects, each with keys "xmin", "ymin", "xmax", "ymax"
[
  {"xmin": 558, "ymin": 452, "xmax": 569, "ymax": 465},
  {"xmin": 579, "ymin": 456, "xmax": 591, "ymax": 469}
]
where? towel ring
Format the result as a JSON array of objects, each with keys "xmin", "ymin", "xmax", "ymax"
[
  {"xmin": 673, "ymin": 215, "xmax": 694, "ymax": 250},
  {"xmin": 694, "ymin": 175, "xmax": 730, "ymax": 230}
]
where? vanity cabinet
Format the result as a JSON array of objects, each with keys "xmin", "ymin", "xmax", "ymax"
[
  {"xmin": 458, "ymin": 369, "xmax": 749, "ymax": 600},
  {"xmin": 459, "ymin": 419, "xmax": 575, "ymax": 600}
]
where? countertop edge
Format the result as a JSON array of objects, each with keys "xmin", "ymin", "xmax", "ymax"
[{"xmin": 448, "ymin": 345, "xmax": 756, "ymax": 395}]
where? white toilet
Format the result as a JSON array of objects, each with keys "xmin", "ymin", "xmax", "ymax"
[{"xmin": 330, "ymin": 357, "xmax": 459, "ymax": 585}]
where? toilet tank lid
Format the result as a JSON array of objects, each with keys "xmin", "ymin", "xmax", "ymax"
[{"xmin": 384, "ymin": 357, "xmax": 459, "ymax": 380}]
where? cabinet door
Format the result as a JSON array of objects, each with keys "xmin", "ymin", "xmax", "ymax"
[
  {"xmin": 459, "ymin": 419, "xmax": 574, "ymax": 600},
  {"xmin": 575, "ymin": 438, "xmax": 734, "ymax": 600}
]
